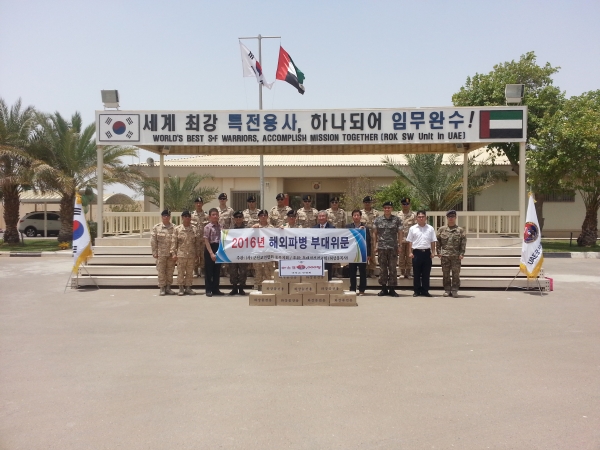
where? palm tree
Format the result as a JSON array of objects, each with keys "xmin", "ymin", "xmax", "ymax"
[
  {"xmin": 142, "ymin": 173, "xmax": 218, "ymax": 212},
  {"xmin": 382, "ymin": 153, "xmax": 507, "ymax": 211},
  {"xmin": 31, "ymin": 112, "xmax": 146, "ymax": 242},
  {"xmin": 0, "ymin": 98, "xmax": 38, "ymax": 244}
]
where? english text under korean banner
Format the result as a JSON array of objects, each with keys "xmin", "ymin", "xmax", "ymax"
[
  {"xmin": 96, "ymin": 106, "xmax": 527, "ymax": 146},
  {"xmin": 216, "ymin": 228, "xmax": 367, "ymax": 264}
]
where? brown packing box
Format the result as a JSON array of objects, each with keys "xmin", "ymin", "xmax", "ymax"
[
  {"xmin": 276, "ymin": 294, "xmax": 303, "ymax": 306},
  {"xmin": 249, "ymin": 292, "xmax": 276, "ymax": 306},
  {"xmin": 289, "ymin": 282, "xmax": 316, "ymax": 295},
  {"xmin": 302, "ymin": 270, "xmax": 328, "ymax": 283},
  {"xmin": 261, "ymin": 280, "xmax": 288, "ymax": 295},
  {"xmin": 330, "ymin": 292, "xmax": 358, "ymax": 307},
  {"xmin": 274, "ymin": 269, "xmax": 302, "ymax": 284},
  {"xmin": 316, "ymin": 280, "xmax": 344, "ymax": 294},
  {"xmin": 303, "ymin": 293, "xmax": 330, "ymax": 306},
  {"xmin": 340, "ymin": 278, "xmax": 350, "ymax": 291}
]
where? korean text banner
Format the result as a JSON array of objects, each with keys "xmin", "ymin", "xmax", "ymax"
[
  {"xmin": 216, "ymin": 228, "xmax": 367, "ymax": 264},
  {"xmin": 96, "ymin": 107, "xmax": 527, "ymax": 145}
]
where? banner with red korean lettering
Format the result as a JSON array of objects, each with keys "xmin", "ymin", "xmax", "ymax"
[{"xmin": 216, "ymin": 228, "xmax": 367, "ymax": 264}]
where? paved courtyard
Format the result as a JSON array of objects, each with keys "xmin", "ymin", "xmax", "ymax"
[{"xmin": 1, "ymin": 256, "xmax": 599, "ymax": 449}]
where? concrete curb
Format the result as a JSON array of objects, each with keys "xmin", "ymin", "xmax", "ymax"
[
  {"xmin": 0, "ymin": 251, "xmax": 72, "ymax": 258},
  {"xmin": 545, "ymin": 252, "xmax": 600, "ymax": 259}
]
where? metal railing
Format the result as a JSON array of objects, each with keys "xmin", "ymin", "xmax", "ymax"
[{"xmin": 103, "ymin": 211, "xmax": 520, "ymax": 238}]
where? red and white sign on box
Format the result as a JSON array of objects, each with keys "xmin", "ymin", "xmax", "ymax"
[{"xmin": 279, "ymin": 259, "xmax": 323, "ymax": 277}]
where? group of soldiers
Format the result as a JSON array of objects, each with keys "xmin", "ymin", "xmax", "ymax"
[{"xmin": 150, "ymin": 192, "xmax": 467, "ymax": 298}]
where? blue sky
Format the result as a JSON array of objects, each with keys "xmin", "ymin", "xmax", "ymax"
[{"xmin": 1, "ymin": 0, "xmax": 599, "ymax": 196}]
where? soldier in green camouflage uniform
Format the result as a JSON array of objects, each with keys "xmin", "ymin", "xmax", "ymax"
[
  {"xmin": 151, "ymin": 210, "xmax": 176, "ymax": 296},
  {"xmin": 269, "ymin": 193, "xmax": 291, "ymax": 227},
  {"xmin": 229, "ymin": 211, "xmax": 249, "ymax": 296},
  {"xmin": 361, "ymin": 196, "xmax": 380, "ymax": 277},
  {"xmin": 372, "ymin": 201, "xmax": 403, "ymax": 297},
  {"xmin": 191, "ymin": 197, "xmax": 207, "ymax": 277},
  {"xmin": 297, "ymin": 194, "xmax": 318, "ymax": 228},
  {"xmin": 397, "ymin": 197, "xmax": 417, "ymax": 278},
  {"xmin": 436, "ymin": 210, "xmax": 467, "ymax": 298},
  {"xmin": 171, "ymin": 211, "xmax": 201, "ymax": 296},
  {"xmin": 243, "ymin": 195, "xmax": 260, "ymax": 228}
]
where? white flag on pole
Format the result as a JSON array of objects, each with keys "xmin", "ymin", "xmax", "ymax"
[
  {"xmin": 240, "ymin": 42, "xmax": 273, "ymax": 89},
  {"xmin": 72, "ymin": 194, "xmax": 93, "ymax": 273},
  {"xmin": 520, "ymin": 194, "xmax": 544, "ymax": 278}
]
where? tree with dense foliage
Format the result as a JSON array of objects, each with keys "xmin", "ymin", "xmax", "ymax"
[
  {"xmin": 0, "ymin": 98, "xmax": 41, "ymax": 243},
  {"xmin": 374, "ymin": 178, "xmax": 418, "ymax": 210},
  {"xmin": 382, "ymin": 153, "xmax": 506, "ymax": 211},
  {"xmin": 142, "ymin": 173, "xmax": 218, "ymax": 212},
  {"xmin": 31, "ymin": 112, "xmax": 145, "ymax": 242},
  {"xmin": 340, "ymin": 177, "xmax": 378, "ymax": 212},
  {"xmin": 452, "ymin": 51, "xmax": 565, "ymax": 225},
  {"xmin": 532, "ymin": 90, "xmax": 600, "ymax": 247}
]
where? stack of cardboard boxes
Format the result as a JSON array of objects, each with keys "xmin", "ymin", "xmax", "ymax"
[{"xmin": 248, "ymin": 270, "xmax": 357, "ymax": 307}]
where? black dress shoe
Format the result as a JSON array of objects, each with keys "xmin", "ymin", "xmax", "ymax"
[
  {"xmin": 213, "ymin": 291, "xmax": 225, "ymax": 296},
  {"xmin": 413, "ymin": 293, "xmax": 420, "ymax": 297},
  {"xmin": 206, "ymin": 291, "xmax": 212, "ymax": 297},
  {"xmin": 422, "ymin": 292, "xmax": 433, "ymax": 297}
]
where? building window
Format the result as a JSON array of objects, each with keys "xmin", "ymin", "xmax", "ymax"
[{"xmin": 538, "ymin": 190, "xmax": 575, "ymax": 202}]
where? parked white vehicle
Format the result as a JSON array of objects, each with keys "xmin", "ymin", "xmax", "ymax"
[{"xmin": 18, "ymin": 211, "xmax": 61, "ymax": 237}]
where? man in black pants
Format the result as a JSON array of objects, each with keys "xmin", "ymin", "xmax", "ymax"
[
  {"xmin": 406, "ymin": 210, "xmax": 437, "ymax": 297},
  {"xmin": 203, "ymin": 208, "xmax": 223, "ymax": 297},
  {"xmin": 312, "ymin": 210, "xmax": 335, "ymax": 280}
]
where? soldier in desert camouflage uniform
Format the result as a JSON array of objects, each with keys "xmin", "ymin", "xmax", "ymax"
[
  {"xmin": 191, "ymin": 197, "xmax": 207, "ymax": 277},
  {"xmin": 243, "ymin": 195, "xmax": 260, "ymax": 227},
  {"xmin": 252, "ymin": 210, "xmax": 275, "ymax": 291},
  {"xmin": 436, "ymin": 210, "xmax": 467, "ymax": 298},
  {"xmin": 283, "ymin": 209, "xmax": 301, "ymax": 228},
  {"xmin": 171, "ymin": 210, "xmax": 201, "ymax": 296},
  {"xmin": 326, "ymin": 196, "xmax": 346, "ymax": 276},
  {"xmin": 397, "ymin": 197, "xmax": 417, "ymax": 278},
  {"xmin": 297, "ymin": 194, "xmax": 318, "ymax": 228},
  {"xmin": 361, "ymin": 196, "xmax": 380, "ymax": 277},
  {"xmin": 269, "ymin": 193, "xmax": 291, "ymax": 227},
  {"xmin": 151, "ymin": 210, "xmax": 176, "ymax": 296}
]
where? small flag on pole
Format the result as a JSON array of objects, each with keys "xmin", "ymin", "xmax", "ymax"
[
  {"xmin": 520, "ymin": 194, "xmax": 544, "ymax": 278},
  {"xmin": 276, "ymin": 46, "xmax": 305, "ymax": 95},
  {"xmin": 72, "ymin": 194, "xmax": 93, "ymax": 274},
  {"xmin": 239, "ymin": 42, "xmax": 273, "ymax": 89}
]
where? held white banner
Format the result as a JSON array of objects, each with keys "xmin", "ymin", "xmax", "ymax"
[
  {"xmin": 216, "ymin": 228, "xmax": 368, "ymax": 264},
  {"xmin": 96, "ymin": 107, "xmax": 527, "ymax": 145}
]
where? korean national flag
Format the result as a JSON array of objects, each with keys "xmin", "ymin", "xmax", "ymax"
[{"xmin": 98, "ymin": 114, "xmax": 140, "ymax": 142}]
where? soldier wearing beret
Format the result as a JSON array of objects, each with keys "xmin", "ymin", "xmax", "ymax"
[
  {"xmin": 252, "ymin": 210, "xmax": 275, "ymax": 290},
  {"xmin": 372, "ymin": 201, "xmax": 403, "ymax": 297},
  {"xmin": 229, "ymin": 211, "xmax": 249, "ymax": 295},
  {"xmin": 283, "ymin": 209, "xmax": 301, "ymax": 228},
  {"xmin": 151, "ymin": 210, "xmax": 176, "ymax": 296},
  {"xmin": 436, "ymin": 210, "xmax": 467, "ymax": 297},
  {"xmin": 191, "ymin": 197, "xmax": 207, "ymax": 278},
  {"xmin": 326, "ymin": 196, "xmax": 346, "ymax": 228},
  {"xmin": 361, "ymin": 196, "xmax": 380, "ymax": 277},
  {"xmin": 397, "ymin": 197, "xmax": 417, "ymax": 279},
  {"xmin": 269, "ymin": 193, "xmax": 291, "ymax": 227},
  {"xmin": 171, "ymin": 210, "xmax": 201, "ymax": 296},
  {"xmin": 297, "ymin": 194, "xmax": 318, "ymax": 228},
  {"xmin": 243, "ymin": 195, "xmax": 260, "ymax": 228}
]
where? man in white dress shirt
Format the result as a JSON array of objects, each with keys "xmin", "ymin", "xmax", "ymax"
[{"xmin": 406, "ymin": 210, "xmax": 437, "ymax": 297}]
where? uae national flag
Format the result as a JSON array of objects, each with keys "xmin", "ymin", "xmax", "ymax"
[
  {"xmin": 276, "ymin": 47, "xmax": 305, "ymax": 95},
  {"xmin": 479, "ymin": 110, "xmax": 523, "ymax": 139},
  {"xmin": 520, "ymin": 194, "xmax": 544, "ymax": 278},
  {"xmin": 72, "ymin": 194, "xmax": 93, "ymax": 274},
  {"xmin": 240, "ymin": 42, "xmax": 273, "ymax": 89}
]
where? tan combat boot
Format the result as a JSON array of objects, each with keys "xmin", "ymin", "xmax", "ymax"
[{"xmin": 159, "ymin": 287, "xmax": 166, "ymax": 296}]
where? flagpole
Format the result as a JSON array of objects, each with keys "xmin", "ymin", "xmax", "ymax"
[{"xmin": 239, "ymin": 34, "xmax": 280, "ymax": 209}]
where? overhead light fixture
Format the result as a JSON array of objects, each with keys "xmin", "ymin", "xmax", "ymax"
[
  {"xmin": 505, "ymin": 84, "xmax": 524, "ymax": 104},
  {"xmin": 162, "ymin": 145, "xmax": 171, "ymax": 155},
  {"xmin": 101, "ymin": 90, "xmax": 120, "ymax": 109}
]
